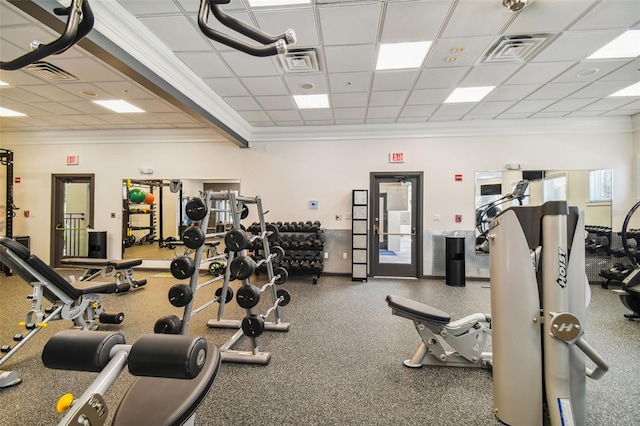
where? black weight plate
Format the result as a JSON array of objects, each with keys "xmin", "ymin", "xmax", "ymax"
[
  {"xmin": 154, "ymin": 315, "xmax": 182, "ymax": 334},
  {"xmin": 225, "ymin": 228, "xmax": 248, "ymax": 252},
  {"xmin": 170, "ymin": 256, "xmax": 196, "ymax": 280},
  {"xmin": 185, "ymin": 197, "xmax": 207, "ymax": 221},
  {"xmin": 229, "ymin": 256, "xmax": 256, "ymax": 280},
  {"xmin": 168, "ymin": 284, "xmax": 193, "ymax": 307},
  {"xmin": 236, "ymin": 285, "xmax": 261, "ymax": 309},
  {"xmin": 182, "ymin": 226, "xmax": 205, "ymax": 249},
  {"xmin": 241, "ymin": 314, "xmax": 265, "ymax": 338},
  {"xmin": 276, "ymin": 289, "xmax": 291, "ymax": 307},
  {"xmin": 240, "ymin": 203, "xmax": 249, "ymax": 219},
  {"xmin": 215, "ymin": 287, "xmax": 234, "ymax": 304},
  {"xmin": 208, "ymin": 260, "xmax": 226, "ymax": 276},
  {"xmin": 266, "ymin": 223, "xmax": 279, "ymax": 241},
  {"xmin": 274, "ymin": 266, "xmax": 289, "ymax": 285},
  {"xmin": 270, "ymin": 245, "xmax": 285, "ymax": 265}
]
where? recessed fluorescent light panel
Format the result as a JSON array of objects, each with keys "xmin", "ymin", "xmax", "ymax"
[
  {"xmin": 92, "ymin": 100, "xmax": 144, "ymax": 113},
  {"xmin": 247, "ymin": 0, "xmax": 311, "ymax": 6},
  {"xmin": 0, "ymin": 80, "xmax": 9, "ymax": 86},
  {"xmin": 0, "ymin": 107, "xmax": 26, "ymax": 117},
  {"xmin": 293, "ymin": 94, "xmax": 330, "ymax": 109},
  {"xmin": 588, "ymin": 29, "xmax": 640, "ymax": 59},
  {"xmin": 445, "ymin": 86, "xmax": 496, "ymax": 103},
  {"xmin": 609, "ymin": 81, "xmax": 640, "ymax": 97},
  {"xmin": 376, "ymin": 41, "xmax": 432, "ymax": 70}
]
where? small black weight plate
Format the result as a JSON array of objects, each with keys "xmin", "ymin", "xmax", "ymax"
[
  {"xmin": 170, "ymin": 256, "xmax": 196, "ymax": 280},
  {"xmin": 270, "ymin": 245, "xmax": 285, "ymax": 265},
  {"xmin": 185, "ymin": 197, "xmax": 207, "ymax": 221},
  {"xmin": 241, "ymin": 314, "xmax": 265, "ymax": 338},
  {"xmin": 215, "ymin": 287, "xmax": 234, "ymax": 304},
  {"xmin": 274, "ymin": 266, "xmax": 288, "ymax": 285},
  {"xmin": 182, "ymin": 226, "xmax": 205, "ymax": 249},
  {"xmin": 224, "ymin": 228, "xmax": 248, "ymax": 252},
  {"xmin": 208, "ymin": 260, "xmax": 226, "ymax": 276},
  {"xmin": 240, "ymin": 203, "xmax": 249, "ymax": 219},
  {"xmin": 229, "ymin": 256, "xmax": 256, "ymax": 280},
  {"xmin": 236, "ymin": 285, "xmax": 261, "ymax": 309},
  {"xmin": 276, "ymin": 289, "xmax": 291, "ymax": 307},
  {"xmin": 266, "ymin": 223, "xmax": 280, "ymax": 241},
  {"xmin": 168, "ymin": 284, "xmax": 193, "ymax": 307},
  {"xmin": 154, "ymin": 315, "xmax": 182, "ymax": 334}
]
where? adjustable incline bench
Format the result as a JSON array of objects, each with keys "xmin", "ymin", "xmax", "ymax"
[
  {"xmin": 0, "ymin": 236, "xmax": 124, "ymax": 388},
  {"xmin": 61, "ymin": 257, "xmax": 146, "ymax": 293}
]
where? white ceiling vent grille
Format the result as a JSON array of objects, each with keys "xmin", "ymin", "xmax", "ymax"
[
  {"xmin": 483, "ymin": 35, "xmax": 553, "ymax": 63},
  {"xmin": 24, "ymin": 61, "xmax": 79, "ymax": 82},
  {"xmin": 277, "ymin": 49, "xmax": 320, "ymax": 74}
]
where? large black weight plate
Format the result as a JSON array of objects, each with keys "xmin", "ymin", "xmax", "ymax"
[
  {"xmin": 170, "ymin": 256, "xmax": 196, "ymax": 279},
  {"xmin": 270, "ymin": 246, "xmax": 285, "ymax": 265},
  {"xmin": 154, "ymin": 315, "xmax": 182, "ymax": 334},
  {"xmin": 240, "ymin": 203, "xmax": 249, "ymax": 219},
  {"xmin": 241, "ymin": 314, "xmax": 265, "ymax": 338},
  {"xmin": 229, "ymin": 256, "xmax": 256, "ymax": 280},
  {"xmin": 182, "ymin": 226, "xmax": 205, "ymax": 249},
  {"xmin": 168, "ymin": 284, "xmax": 193, "ymax": 307},
  {"xmin": 236, "ymin": 285, "xmax": 261, "ymax": 309},
  {"xmin": 215, "ymin": 287, "xmax": 234, "ymax": 303},
  {"xmin": 273, "ymin": 266, "xmax": 288, "ymax": 285},
  {"xmin": 276, "ymin": 289, "xmax": 291, "ymax": 307},
  {"xmin": 266, "ymin": 223, "xmax": 280, "ymax": 241},
  {"xmin": 185, "ymin": 197, "xmax": 207, "ymax": 221},
  {"xmin": 225, "ymin": 228, "xmax": 248, "ymax": 252}
]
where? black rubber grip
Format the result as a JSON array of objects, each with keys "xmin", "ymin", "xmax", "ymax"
[
  {"xmin": 128, "ymin": 335, "xmax": 208, "ymax": 379},
  {"xmin": 42, "ymin": 330, "xmax": 126, "ymax": 372}
]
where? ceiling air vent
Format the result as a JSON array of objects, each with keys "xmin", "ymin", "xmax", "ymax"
[
  {"xmin": 24, "ymin": 61, "xmax": 79, "ymax": 82},
  {"xmin": 277, "ymin": 49, "xmax": 320, "ymax": 74},
  {"xmin": 483, "ymin": 34, "xmax": 553, "ymax": 63}
]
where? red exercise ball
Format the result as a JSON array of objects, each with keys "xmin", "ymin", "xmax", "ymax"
[{"xmin": 144, "ymin": 193, "xmax": 155, "ymax": 204}]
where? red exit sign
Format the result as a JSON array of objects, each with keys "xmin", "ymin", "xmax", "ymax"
[
  {"xmin": 66, "ymin": 155, "xmax": 79, "ymax": 165},
  {"xmin": 389, "ymin": 152, "xmax": 404, "ymax": 163}
]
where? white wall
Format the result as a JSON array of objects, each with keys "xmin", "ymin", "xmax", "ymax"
[{"xmin": 2, "ymin": 117, "xmax": 635, "ymax": 261}]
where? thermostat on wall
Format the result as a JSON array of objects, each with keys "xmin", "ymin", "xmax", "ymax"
[{"xmin": 309, "ymin": 200, "xmax": 318, "ymax": 209}]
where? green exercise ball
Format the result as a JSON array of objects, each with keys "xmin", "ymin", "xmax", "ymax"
[{"xmin": 129, "ymin": 188, "xmax": 146, "ymax": 203}]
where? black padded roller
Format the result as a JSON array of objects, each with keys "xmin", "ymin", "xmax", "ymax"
[
  {"xmin": 128, "ymin": 334, "xmax": 208, "ymax": 379},
  {"xmin": 42, "ymin": 330, "xmax": 126, "ymax": 372}
]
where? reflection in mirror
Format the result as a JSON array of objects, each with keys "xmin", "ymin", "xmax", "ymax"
[
  {"xmin": 474, "ymin": 170, "xmax": 612, "ymax": 253},
  {"xmin": 121, "ymin": 179, "xmax": 240, "ymax": 260}
]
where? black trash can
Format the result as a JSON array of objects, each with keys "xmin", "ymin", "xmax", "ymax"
[
  {"xmin": 445, "ymin": 236, "xmax": 465, "ymax": 287},
  {"xmin": 88, "ymin": 231, "xmax": 107, "ymax": 259}
]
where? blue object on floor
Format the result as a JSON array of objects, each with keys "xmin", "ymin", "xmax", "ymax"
[{"xmin": 379, "ymin": 250, "xmax": 396, "ymax": 256}]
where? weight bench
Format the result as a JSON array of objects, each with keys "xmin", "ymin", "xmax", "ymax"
[
  {"xmin": 385, "ymin": 294, "xmax": 492, "ymax": 368},
  {"xmin": 0, "ymin": 236, "xmax": 124, "ymax": 388},
  {"xmin": 61, "ymin": 257, "xmax": 147, "ymax": 293},
  {"xmin": 43, "ymin": 330, "xmax": 221, "ymax": 426}
]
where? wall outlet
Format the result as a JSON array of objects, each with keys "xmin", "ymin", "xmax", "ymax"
[
  {"xmin": 324, "ymin": 252, "xmax": 329, "ymax": 259},
  {"xmin": 433, "ymin": 214, "xmax": 441, "ymax": 221},
  {"xmin": 342, "ymin": 253, "xmax": 347, "ymax": 259}
]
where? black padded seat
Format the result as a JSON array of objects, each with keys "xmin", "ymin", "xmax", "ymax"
[
  {"xmin": 386, "ymin": 294, "xmax": 451, "ymax": 325},
  {"xmin": 61, "ymin": 258, "xmax": 143, "ymax": 269},
  {"xmin": 112, "ymin": 344, "xmax": 221, "ymax": 426}
]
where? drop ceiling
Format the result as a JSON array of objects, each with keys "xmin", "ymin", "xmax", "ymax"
[{"xmin": 1, "ymin": 0, "xmax": 639, "ymax": 147}]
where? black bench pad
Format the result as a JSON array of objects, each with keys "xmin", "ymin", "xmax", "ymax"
[
  {"xmin": 61, "ymin": 258, "xmax": 143, "ymax": 269},
  {"xmin": 386, "ymin": 294, "xmax": 451, "ymax": 325}
]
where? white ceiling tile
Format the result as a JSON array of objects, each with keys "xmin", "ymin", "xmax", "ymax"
[
  {"xmin": 219, "ymin": 51, "xmax": 279, "ymax": 77},
  {"xmin": 425, "ymin": 36, "xmax": 494, "ymax": 68},
  {"xmin": 328, "ymin": 72, "xmax": 372, "ymax": 93},
  {"xmin": 331, "ymin": 92, "xmax": 368, "ymax": 108},
  {"xmin": 542, "ymin": 98, "xmax": 598, "ymax": 112},
  {"xmin": 600, "ymin": 109, "xmax": 636, "ymax": 116},
  {"xmin": 304, "ymin": 120, "xmax": 335, "ymax": 125},
  {"xmin": 471, "ymin": 101, "xmax": 516, "ymax": 115},
  {"xmin": 380, "ymin": 1, "xmax": 452, "ymax": 43},
  {"xmin": 618, "ymin": 99, "xmax": 640, "ymax": 110},
  {"xmin": 283, "ymin": 74, "xmax": 327, "ymax": 95},
  {"xmin": 121, "ymin": 99, "xmax": 178, "ymax": 113},
  {"xmin": 531, "ymin": 111, "xmax": 569, "ymax": 118},
  {"xmin": 274, "ymin": 120, "xmax": 304, "ymax": 126},
  {"xmin": 20, "ymin": 85, "xmax": 83, "ymax": 103},
  {"xmin": 429, "ymin": 115, "xmax": 465, "ymax": 122},
  {"xmin": 0, "ymin": 24, "xmax": 57, "ymax": 50},
  {"xmin": 224, "ymin": 96, "xmax": 262, "ymax": 110},
  {"xmin": 240, "ymin": 76, "xmax": 288, "ymax": 96},
  {"xmin": 0, "ymin": 69, "xmax": 43, "ymax": 86},
  {"xmin": 485, "ymin": 84, "xmax": 540, "ymax": 101},
  {"xmin": 571, "ymin": 0, "xmax": 640, "ymax": 31},
  {"xmin": 256, "ymin": 96, "xmax": 296, "ymax": 110},
  {"xmin": 335, "ymin": 119, "xmax": 365, "ymax": 125},
  {"xmin": 117, "ymin": 0, "xmax": 181, "ymax": 16},
  {"xmin": 568, "ymin": 80, "xmax": 637, "ymax": 98},
  {"xmin": 399, "ymin": 104, "xmax": 438, "ymax": 118},
  {"xmin": 432, "ymin": 103, "xmax": 476, "ymax": 116},
  {"xmin": 93, "ymin": 113, "xmax": 138, "ymax": 125},
  {"xmin": 441, "ymin": 1, "xmax": 513, "ymax": 38},
  {"xmin": 300, "ymin": 108, "xmax": 333, "ymax": 121},
  {"xmin": 254, "ymin": 8, "xmax": 319, "ymax": 47},
  {"xmin": 579, "ymin": 97, "xmax": 639, "ymax": 111},
  {"xmin": 397, "ymin": 117, "xmax": 427, "ymax": 123},
  {"xmin": 552, "ymin": 59, "xmax": 630, "ymax": 83},
  {"xmin": 334, "ymin": 108, "xmax": 365, "ymax": 120},
  {"xmin": 506, "ymin": 99, "xmax": 557, "ymax": 113},
  {"xmin": 566, "ymin": 110, "xmax": 602, "ymax": 117},
  {"xmin": 0, "ymin": 87, "xmax": 49, "ymax": 103},
  {"xmin": 366, "ymin": 117, "xmax": 396, "ymax": 124},
  {"xmin": 526, "ymin": 82, "xmax": 588, "ymax": 100},
  {"xmin": 460, "ymin": 63, "xmax": 523, "ymax": 86},
  {"xmin": 324, "ymin": 45, "xmax": 376, "ymax": 73},
  {"xmin": 319, "ymin": 4, "xmax": 382, "ymax": 46},
  {"xmin": 138, "ymin": 16, "xmax": 210, "ymax": 51},
  {"xmin": 372, "ymin": 70, "xmax": 420, "ymax": 91},
  {"xmin": 204, "ymin": 77, "xmax": 250, "ymax": 96},
  {"xmin": 177, "ymin": 52, "xmax": 234, "ymax": 78},
  {"xmin": 267, "ymin": 110, "xmax": 301, "ymax": 121},
  {"xmin": 506, "ymin": 62, "xmax": 575, "ymax": 85},
  {"xmin": 369, "ymin": 91, "xmax": 409, "ymax": 107},
  {"xmin": 505, "ymin": 1, "xmax": 594, "ymax": 34},
  {"xmin": 63, "ymin": 115, "xmax": 110, "ymax": 126},
  {"xmin": 51, "ymin": 58, "xmax": 125, "ymax": 82},
  {"xmin": 94, "ymin": 81, "xmax": 156, "ymax": 100},
  {"xmin": 238, "ymin": 110, "xmax": 270, "ymax": 121},
  {"xmin": 407, "ymin": 88, "xmax": 450, "ymax": 105},
  {"xmin": 532, "ymin": 29, "xmax": 625, "ymax": 62},
  {"xmin": 496, "ymin": 113, "xmax": 533, "ymax": 119},
  {"xmin": 415, "ymin": 67, "xmax": 469, "ymax": 89},
  {"xmin": 366, "ymin": 106, "xmax": 402, "ymax": 119},
  {"xmin": 599, "ymin": 58, "xmax": 640, "ymax": 82},
  {"xmin": 0, "ymin": 2, "xmax": 33, "ymax": 26}
]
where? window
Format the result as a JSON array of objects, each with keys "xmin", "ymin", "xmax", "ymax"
[
  {"xmin": 589, "ymin": 169, "xmax": 612, "ymax": 202},
  {"xmin": 543, "ymin": 174, "xmax": 567, "ymax": 202}
]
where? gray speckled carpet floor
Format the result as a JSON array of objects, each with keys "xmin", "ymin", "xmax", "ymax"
[{"xmin": 0, "ymin": 270, "xmax": 638, "ymax": 425}]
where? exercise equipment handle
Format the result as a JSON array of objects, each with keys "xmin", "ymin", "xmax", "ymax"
[
  {"xmin": 575, "ymin": 336, "xmax": 609, "ymax": 380},
  {"xmin": 0, "ymin": 0, "xmax": 94, "ymax": 71}
]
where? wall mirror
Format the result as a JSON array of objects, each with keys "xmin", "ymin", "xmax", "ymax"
[
  {"xmin": 121, "ymin": 178, "xmax": 240, "ymax": 260},
  {"xmin": 474, "ymin": 169, "xmax": 612, "ymax": 253}
]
